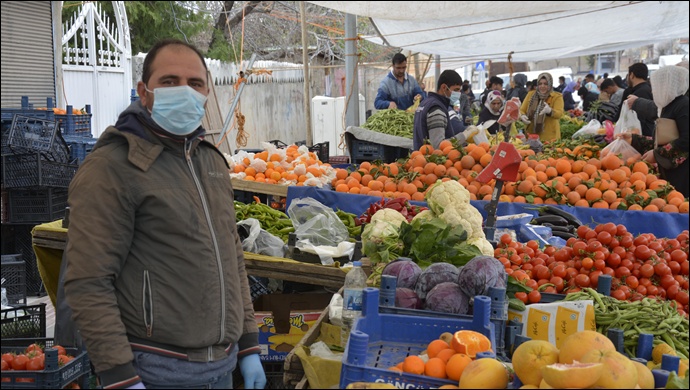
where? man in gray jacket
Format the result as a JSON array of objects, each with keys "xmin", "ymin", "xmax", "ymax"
[{"xmin": 64, "ymin": 39, "xmax": 265, "ymax": 389}]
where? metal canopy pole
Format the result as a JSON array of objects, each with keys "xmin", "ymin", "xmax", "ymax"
[
  {"xmin": 300, "ymin": 1, "xmax": 313, "ymax": 146},
  {"xmin": 218, "ymin": 53, "xmax": 257, "ymax": 152},
  {"xmin": 345, "ymin": 13, "xmax": 359, "ymax": 128}
]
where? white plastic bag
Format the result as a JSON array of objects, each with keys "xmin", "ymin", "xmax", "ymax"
[
  {"xmin": 600, "ymin": 138, "xmax": 642, "ymax": 161},
  {"xmin": 613, "ymin": 104, "xmax": 642, "ymax": 136},
  {"xmin": 237, "ymin": 218, "xmax": 287, "ymax": 257},
  {"xmin": 287, "ymin": 197, "xmax": 349, "ymax": 246},
  {"xmin": 572, "ymin": 119, "xmax": 601, "ymax": 138}
]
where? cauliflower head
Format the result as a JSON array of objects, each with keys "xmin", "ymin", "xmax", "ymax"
[
  {"xmin": 468, "ymin": 237, "xmax": 495, "ymax": 257},
  {"xmin": 425, "ymin": 180, "xmax": 470, "ymax": 215},
  {"xmin": 411, "ymin": 209, "xmax": 435, "ymax": 223},
  {"xmin": 370, "ymin": 208, "xmax": 408, "ymax": 229}
]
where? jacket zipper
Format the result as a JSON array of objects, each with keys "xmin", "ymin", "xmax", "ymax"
[
  {"xmin": 143, "ymin": 270, "xmax": 153, "ymax": 337},
  {"xmin": 184, "ymin": 139, "xmax": 226, "ymax": 357}
]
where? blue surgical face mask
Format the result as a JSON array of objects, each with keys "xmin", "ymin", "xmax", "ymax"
[
  {"xmin": 145, "ymin": 85, "xmax": 207, "ymax": 136},
  {"xmin": 449, "ymin": 91, "xmax": 462, "ymax": 106}
]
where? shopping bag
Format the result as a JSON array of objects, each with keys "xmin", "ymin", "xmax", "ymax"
[
  {"xmin": 599, "ymin": 138, "xmax": 641, "ymax": 161},
  {"xmin": 572, "ymin": 119, "xmax": 601, "ymax": 138},
  {"xmin": 613, "ymin": 104, "xmax": 642, "ymax": 136}
]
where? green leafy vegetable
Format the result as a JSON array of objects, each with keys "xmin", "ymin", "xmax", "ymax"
[{"xmin": 398, "ymin": 216, "xmax": 482, "ymax": 267}]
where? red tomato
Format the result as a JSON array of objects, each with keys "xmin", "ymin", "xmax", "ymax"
[
  {"xmin": 574, "ymin": 274, "xmax": 591, "ymax": 288},
  {"xmin": 581, "ymin": 257, "xmax": 594, "ymax": 270},
  {"xmin": 25, "ymin": 344, "xmax": 43, "ymax": 355},
  {"xmin": 550, "ymin": 276, "xmax": 565, "ymax": 292},
  {"xmin": 1, "ymin": 353, "xmax": 13, "ymax": 366},
  {"xmin": 647, "ymin": 285, "xmax": 659, "ymax": 296},
  {"xmin": 676, "ymin": 290, "xmax": 689, "ymax": 306},
  {"xmin": 515, "ymin": 292, "xmax": 528, "ymax": 303},
  {"xmin": 616, "ymin": 224, "xmax": 628, "ymax": 236},
  {"xmin": 528, "ymin": 290, "xmax": 542, "ymax": 303},
  {"xmin": 654, "ymin": 263, "xmax": 672, "ymax": 277},
  {"xmin": 26, "ymin": 355, "xmax": 44, "ymax": 371},
  {"xmin": 606, "ymin": 253, "xmax": 622, "ymax": 268},
  {"xmin": 589, "ymin": 270, "xmax": 602, "ymax": 288},
  {"xmin": 660, "ymin": 274, "xmax": 678, "ymax": 290},
  {"xmin": 500, "ymin": 234, "xmax": 512, "ymax": 246},
  {"xmin": 11, "ymin": 354, "xmax": 29, "ymax": 370},
  {"xmin": 597, "ymin": 231, "xmax": 613, "ymax": 246},
  {"xmin": 611, "ymin": 289, "xmax": 626, "ymax": 300},
  {"xmin": 577, "ymin": 225, "xmax": 590, "ymax": 239},
  {"xmin": 636, "ymin": 285, "xmax": 648, "ymax": 295},
  {"xmin": 640, "ymin": 264, "xmax": 655, "ymax": 278},
  {"xmin": 1, "ymin": 360, "xmax": 8, "ymax": 371},
  {"xmin": 635, "ymin": 245, "xmax": 652, "ymax": 261},
  {"xmin": 52, "ymin": 346, "xmax": 67, "ymax": 357},
  {"xmin": 615, "ymin": 266, "xmax": 631, "ymax": 279},
  {"xmin": 526, "ymin": 278, "xmax": 538, "ymax": 291},
  {"xmin": 625, "ymin": 276, "xmax": 639, "ymax": 289},
  {"xmin": 671, "ymin": 249, "xmax": 687, "ymax": 263},
  {"xmin": 667, "ymin": 284, "xmax": 680, "ymax": 300}
]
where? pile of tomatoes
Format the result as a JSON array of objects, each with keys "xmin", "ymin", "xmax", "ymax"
[
  {"xmin": 496, "ymin": 224, "xmax": 689, "ymax": 316},
  {"xmin": 1, "ymin": 343, "xmax": 79, "ymax": 387}
]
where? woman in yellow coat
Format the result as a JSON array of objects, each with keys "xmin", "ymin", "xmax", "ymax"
[{"xmin": 519, "ymin": 72, "xmax": 564, "ymax": 141}]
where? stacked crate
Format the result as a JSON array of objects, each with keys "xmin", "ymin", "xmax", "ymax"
[{"xmin": 1, "ymin": 96, "xmax": 91, "ymax": 296}]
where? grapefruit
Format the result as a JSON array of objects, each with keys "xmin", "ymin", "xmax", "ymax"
[
  {"xmin": 512, "ymin": 340, "xmax": 560, "ymax": 386},
  {"xmin": 458, "ymin": 358, "xmax": 509, "ymax": 389},
  {"xmin": 580, "ymin": 349, "xmax": 638, "ymax": 389},
  {"xmin": 540, "ymin": 362, "xmax": 603, "ymax": 389},
  {"xmin": 558, "ymin": 330, "xmax": 615, "ymax": 364},
  {"xmin": 632, "ymin": 360, "xmax": 654, "ymax": 389}
]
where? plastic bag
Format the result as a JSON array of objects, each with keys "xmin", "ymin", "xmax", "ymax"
[
  {"xmin": 613, "ymin": 104, "xmax": 642, "ymax": 136},
  {"xmin": 287, "ymin": 197, "xmax": 349, "ymax": 246},
  {"xmin": 600, "ymin": 138, "xmax": 642, "ymax": 161},
  {"xmin": 498, "ymin": 97, "xmax": 521, "ymax": 124},
  {"xmin": 572, "ymin": 119, "xmax": 602, "ymax": 138},
  {"xmin": 472, "ymin": 128, "xmax": 490, "ymax": 144},
  {"xmin": 237, "ymin": 218, "xmax": 287, "ymax": 257}
]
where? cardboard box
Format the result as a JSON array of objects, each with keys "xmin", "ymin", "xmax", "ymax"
[
  {"xmin": 508, "ymin": 300, "xmax": 596, "ymax": 349},
  {"xmin": 253, "ymin": 292, "xmax": 332, "ymax": 362}
]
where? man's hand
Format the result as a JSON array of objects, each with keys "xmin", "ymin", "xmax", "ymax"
[
  {"xmin": 388, "ymin": 101, "xmax": 398, "ymax": 110},
  {"xmin": 239, "ymin": 354, "xmax": 267, "ymax": 389},
  {"xmin": 464, "ymin": 126, "xmax": 480, "ymax": 138},
  {"xmin": 520, "ymin": 114, "xmax": 531, "ymax": 124},
  {"xmin": 626, "ymin": 95, "xmax": 638, "ymax": 109},
  {"xmin": 642, "ymin": 150, "xmax": 656, "ymax": 164},
  {"xmin": 540, "ymin": 104, "xmax": 552, "ymax": 116}
]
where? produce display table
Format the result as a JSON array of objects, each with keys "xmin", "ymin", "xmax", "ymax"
[
  {"xmin": 286, "ymin": 186, "xmax": 690, "ymax": 238},
  {"xmin": 231, "ymin": 178, "xmax": 289, "ymax": 197},
  {"xmin": 31, "ymin": 221, "xmax": 347, "ymax": 307}
]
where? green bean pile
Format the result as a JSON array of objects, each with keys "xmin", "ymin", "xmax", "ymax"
[
  {"xmin": 361, "ymin": 109, "xmax": 414, "ymax": 138},
  {"xmin": 234, "ymin": 201, "xmax": 294, "ymax": 243},
  {"xmin": 565, "ymin": 288, "xmax": 689, "ymax": 359}
]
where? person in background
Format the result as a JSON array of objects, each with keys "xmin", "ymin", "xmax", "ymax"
[
  {"xmin": 600, "ymin": 78, "xmax": 624, "ymax": 106},
  {"xmin": 63, "ymin": 39, "xmax": 266, "ymax": 389},
  {"xmin": 507, "ymin": 73, "xmax": 528, "ymax": 103},
  {"xmin": 478, "ymin": 90, "xmax": 505, "ymax": 134},
  {"xmin": 613, "ymin": 75, "xmax": 627, "ymax": 89},
  {"xmin": 463, "ymin": 79, "xmax": 476, "ymax": 103},
  {"xmin": 562, "ymin": 81, "xmax": 580, "ymax": 111},
  {"xmin": 578, "ymin": 85, "xmax": 600, "ymax": 112},
  {"xmin": 519, "ymin": 72, "xmax": 564, "ymax": 141},
  {"xmin": 603, "ymin": 72, "xmax": 609, "ymax": 79},
  {"xmin": 480, "ymin": 76, "xmax": 505, "ymax": 106},
  {"xmin": 413, "ymin": 70, "xmax": 478, "ymax": 150},
  {"xmin": 617, "ymin": 62, "xmax": 655, "ymax": 136},
  {"xmin": 525, "ymin": 80, "xmax": 534, "ymax": 92},
  {"xmin": 529, "ymin": 79, "xmax": 538, "ymax": 92},
  {"xmin": 554, "ymin": 76, "xmax": 567, "ymax": 93},
  {"xmin": 618, "ymin": 65, "xmax": 689, "ymax": 197},
  {"xmin": 459, "ymin": 83, "xmax": 473, "ymax": 124},
  {"xmin": 374, "ymin": 53, "xmax": 426, "ymax": 110},
  {"xmin": 584, "ymin": 73, "xmax": 596, "ymax": 85},
  {"xmin": 585, "ymin": 82, "xmax": 600, "ymax": 95}
]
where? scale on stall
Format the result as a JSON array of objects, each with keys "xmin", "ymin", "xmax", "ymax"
[{"xmin": 475, "ymin": 142, "xmax": 522, "ymax": 242}]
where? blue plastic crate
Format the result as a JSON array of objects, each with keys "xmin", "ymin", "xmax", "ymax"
[
  {"xmin": 55, "ymin": 105, "xmax": 92, "ymax": 137},
  {"xmin": 1, "ymin": 337, "xmax": 91, "ymax": 389},
  {"xmin": 2, "ymin": 153, "xmax": 77, "ymax": 189},
  {"xmin": 340, "ymin": 288, "xmax": 496, "ymax": 389},
  {"xmin": 63, "ymin": 135, "xmax": 97, "ymax": 164},
  {"xmin": 1, "ymin": 97, "xmax": 57, "ymax": 122}
]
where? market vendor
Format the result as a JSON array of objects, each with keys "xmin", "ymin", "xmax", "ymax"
[
  {"xmin": 63, "ymin": 39, "xmax": 266, "ymax": 389},
  {"xmin": 374, "ymin": 53, "xmax": 426, "ymax": 111},
  {"xmin": 519, "ymin": 72, "xmax": 564, "ymax": 142},
  {"xmin": 413, "ymin": 70, "xmax": 478, "ymax": 150}
]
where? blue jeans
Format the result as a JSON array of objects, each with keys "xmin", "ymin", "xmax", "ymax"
[{"xmin": 132, "ymin": 345, "xmax": 238, "ymax": 389}]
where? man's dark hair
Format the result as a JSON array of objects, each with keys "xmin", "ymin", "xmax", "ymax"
[
  {"xmin": 559, "ymin": 76, "xmax": 566, "ymax": 82},
  {"xmin": 612, "ymin": 75, "xmax": 626, "ymax": 88},
  {"xmin": 578, "ymin": 86, "xmax": 588, "ymax": 97},
  {"xmin": 526, "ymin": 81, "xmax": 533, "ymax": 89},
  {"xmin": 489, "ymin": 75, "xmax": 504, "ymax": 86},
  {"xmin": 585, "ymin": 73, "xmax": 595, "ymax": 80},
  {"xmin": 461, "ymin": 84, "xmax": 470, "ymax": 92},
  {"xmin": 463, "ymin": 79, "xmax": 470, "ymax": 85},
  {"xmin": 603, "ymin": 72, "xmax": 609, "ymax": 79},
  {"xmin": 600, "ymin": 78, "xmax": 615, "ymax": 90},
  {"xmin": 142, "ymin": 39, "xmax": 208, "ymax": 85},
  {"xmin": 629, "ymin": 63, "xmax": 649, "ymax": 80},
  {"xmin": 392, "ymin": 53, "xmax": 407, "ymax": 65},
  {"xmin": 437, "ymin": 70, "xmax": 463, "ymax": 90}
]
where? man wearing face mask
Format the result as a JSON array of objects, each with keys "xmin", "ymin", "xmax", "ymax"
[
  {"xmin": 413, "ymin": 70, "xmax": 478, "ymax": 150},
  {"xmin": 63, "ymin": 39, "xmax": 266, "ymax": 389}
]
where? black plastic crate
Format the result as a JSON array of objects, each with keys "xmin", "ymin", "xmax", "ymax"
[
  {"xmin": 2, "ymin": 153, "xmax": 77, "ymax": 189},
  {"xmin": 8, "ymin": 188, "xmax": 68, "ymax": 224},
  {"xmin": 309, "ymin": 142, "xmax": 329, "ymax": 163},
  {"xmin": 6, "ymin": 115, "xmax": 58, "ymax": 154},
  {"xmin": 10, "ymin": 224, "xmax": 43, "ymax": 296},
  {"xmin": 55, "ymin": 104, "xmax": 92, "ymax": 137},
  {"xmin": 0, "ymin": 304, "xmax": 46, "ymax": 339},
  {"xmin": 1, "ymin": 260, "xmax": 27, "ymax": 305},
  {"xmin": 1, "ymin": 337, "xmax": 91, "ymax": 389},
  {"xmin": 345, "ymin": 132, "xmax": 410, "ymax": 164},
  {"xmin": 249, "ymin": 275, "xmax": 270, "ymax": 302}
]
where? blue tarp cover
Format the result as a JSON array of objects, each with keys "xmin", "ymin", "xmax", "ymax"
[{"xmin": 286, "ymin": 186, "xmax": 689, "ymax": 238}]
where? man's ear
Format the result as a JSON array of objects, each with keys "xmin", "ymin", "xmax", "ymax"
[{"xmin": 137, "ymin": 81, "xmax": 148, "ymax": 107}]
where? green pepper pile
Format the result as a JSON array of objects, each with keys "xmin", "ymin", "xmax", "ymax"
[{"xmin": 234, "ymin": 200, "xmax": 294, "ymax": 243}]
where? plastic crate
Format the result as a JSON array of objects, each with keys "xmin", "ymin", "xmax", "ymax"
[
  {"xmin": 0, "ymin": 304, "xmax": 46, "ymax": 339},
  {"xmin": 340, "ymin": 288, "xmax": 496, "ymax": 389},
  {"xmin": 249, "ymin": 275, "xmax": 270, "ymax": 302},
  {"xmin": 2, "ymin": 153, "xmax": 77, "ymax": 189},
  {"xmin": 1, "ymin": 97, "xmax": 57, "ymax": 122},
  {"xmin": 0, "ymin": 337, "xmax": 91, "ymax": 389},
  {"xmin": 63, "ymin": 135, "xmax": 97, "ymax": 164},
  {"xmin": 8, "ymin": 188, "xmax": 68, "ymax": 224},
  {"xmin": 6, "ymin": 115, "xmax": 58, "ymax": 154},
  {"xmin": 346, "ymin": 133, "xmax": 410, "ymax": 164},
  {"xmin": 55, "ymin": 105, "xmax": 92, "ymax": 137},
  {"xmin": 328, "ymin": 155, "xmax": 350, "ymax": 165},
  {"xmin": 309, "ymin": 142, "xmax": 329, "ymax": 163},
  {"xmin": 5, "ymin": 224, "xmax": 43, "ymax": 296},
  {"xmin": 1, "ymin": 260, "xmax": 27, "ymax": 305}
]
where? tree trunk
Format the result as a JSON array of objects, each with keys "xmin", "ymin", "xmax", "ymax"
[{"xmin": 209, "ymin": 1, "xmax": 264, "ymax": 50}]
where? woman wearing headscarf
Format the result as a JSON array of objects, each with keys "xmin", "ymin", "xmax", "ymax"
[
  {"xmin": 562, "ymin": 81, "xmax": 579, "ymax": 111},
  {"xmin": 478, "ymin": 90, "xmax": 504, "ymax": 134},
  {"xmin": 618, "ymin": 65, "xmax": 689, "ymax": 197},
  {"xmin": 519, "ymin": 72, "xmax": 564, "ymax": 141}
]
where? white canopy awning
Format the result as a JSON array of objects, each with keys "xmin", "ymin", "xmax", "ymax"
[{"xmin": 309, "ymin": 1, "xmax": 689, "ymax": 67}]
